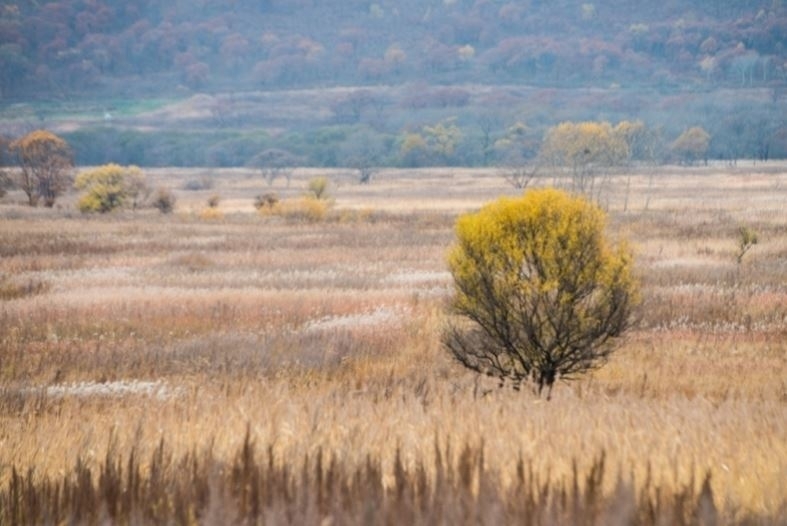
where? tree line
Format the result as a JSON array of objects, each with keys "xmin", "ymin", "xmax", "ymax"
[
  {"xmin": 0, "ymin": 120, "xmax": 732, "ymax": 210},
  {"xmin": 50, "ymin": 114, "xmax": 780, "ymax": 173}
]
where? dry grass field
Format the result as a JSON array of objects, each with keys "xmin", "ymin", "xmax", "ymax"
[{"xmin": 0, "ymin": 164, "xmax": 785, "ymax": 524}]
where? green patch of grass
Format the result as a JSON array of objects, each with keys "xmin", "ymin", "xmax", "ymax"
[{"xmin": 0, "ymin": 97, "xmax": 176, "ymax": 124}]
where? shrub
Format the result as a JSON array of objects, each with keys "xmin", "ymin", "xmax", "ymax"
[
  {"xmin": 307, "ymin": 176, "xmax": 329, "ymax": 200},
  {"xmin": 254, "ymin": 192, "xmax": 279, "ymax": 210},
  {"xmin": 199, "ymin": 207, "xmax": 223, "ymax": 221},
  {"xmin": 152, "ymin": 187, "xmax": 176, "ymax": 214},
  {"xmin": 295, "ymin": 197, "xmax": 330, "ymax": 222},
  {"xmin": 736, "ymin": 226, "xmax": 758, "ymax": 264},
  {"xmin": 0, "ymin": 275, "xmax": 50, "ymax": 300},
  {"xmin": 259, "ymin": 197, "xmax": 330, "ymax": 222},
  {"xmin": 74, "ymin": 164, "xmax": 146, "ymax": 213},
  {"xmin": 182, "ymin": 177, "xmax": 214, "ymax": 191},
  {"xmin": 444, "ymin": 188, "xmax": 637, "ymax": 398}
]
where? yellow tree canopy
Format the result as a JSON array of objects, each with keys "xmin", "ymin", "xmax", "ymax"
[
  {"xmin": 10, "ymin": 130, "xmax": 71, "ymax": 165},
  {"xmin": 10, "ymin": 130, "xmax": 73, "ymax": 206},
  {"xmin": 446, "ymin": 188, "xmax": 637, "ymax": 395},
  {"xmin": 540, "ymin": 121, "xmax": 629, "ymax": 170},
  {"xmin": 74, "ymin": 163, "xmax": 146, "ymax": 213},
  {"xmin": 671, "ymin": 126, "xmax": 711, "ymax": 164}
]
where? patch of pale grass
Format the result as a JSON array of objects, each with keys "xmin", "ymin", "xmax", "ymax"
[
  {"xmin": 302, "ymin": 306, "xmax": 408, "ymax": 333},
  {"xmin": 38, "ymin": 379, "xmax": 180, "ymax": 399}
]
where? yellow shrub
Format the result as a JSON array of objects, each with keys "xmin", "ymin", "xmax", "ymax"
[
  {"xmin": 260, "ymin": 197, "xmax": 330, "ymax": 222},
  {"xmin": 199, "ymin": 207, "xmax": 224, "ymax": 221},
  {"xmin": 74, "ymin": 164, "xmax": 147, "ymax": 213}
]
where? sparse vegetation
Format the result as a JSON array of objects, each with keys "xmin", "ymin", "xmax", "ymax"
[
  {"xmin": 248, "ymin": 149, "xmax": 301, "ymax": 187},
  {"xmin": 307, "ymin": 176, "xmax": 330, "ymax": 200},
  {"xmin": 199, "ymin": 206, "xmax": 223, "ymax": 221},
  {"xmin": 152, "ymin": 187, "xmax": 176, "ymax": 214},
  {"xmin": 501, "ymin": 165, "xmax": 539, "ymax": 190},
  {"xmin": 254, "ymin": 192, "xmax": 279, "ymax": 210},
  {"xmin": 182, "ymin": 176, "xmax": 214, "ymax": 191},
  {"xmin": 736, "ymin": 226, "xmax": 758, "ymax": 264},
  {"xmin": 261, "ymin": 196, "xmax": 331, "ymax": 222},
  {"xmin": 0, "ymin": 274, "xmax": 49, "ymax": 300}
]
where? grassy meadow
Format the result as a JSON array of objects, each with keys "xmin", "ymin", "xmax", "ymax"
[{"xmin": 0, "ymin": 164, "xmax": 785, "ymax": 524}]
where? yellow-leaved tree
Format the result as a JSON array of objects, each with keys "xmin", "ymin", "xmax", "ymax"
[
  {"xmin": 10, "ymin": 130, "xmax": 73, "ymax": 207},
  {"xmin": 444, "ymin": 188, "xmax": 637, "ymax": 398},
  {"xmin": 74, "ymin": 164, "xmax": 149, "ymax": 213},
  {"xmin": 539, "ymin": 121, "xmax": 629, "ymax": 196},
  {"xmin": 671, "ymin": 126, "xmax": 710, "ymax": 165}
]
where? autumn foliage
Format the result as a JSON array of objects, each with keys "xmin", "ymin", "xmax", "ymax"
[
  {"xmin": 10, "ymin": 130, "xmax": 73, "ymax": 207},
  {"xmin": 671, "ymin": 126, "xmax": 711, "ymax": 165},
  {"xmin": 539, "ymin": 121, "xmax": 631, "ymax": 193},
  {"xmin": 445, "ymin": 188, "xmax": 637, "ymax": 397},
  {"xmin": 74, "ymin": 163, "xmax": 148, "ymax": 213}
]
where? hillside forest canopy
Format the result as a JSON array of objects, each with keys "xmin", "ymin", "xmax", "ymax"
[{"xmin": 0, "ymin": 0, "xmax": 785, "ymax": 168}]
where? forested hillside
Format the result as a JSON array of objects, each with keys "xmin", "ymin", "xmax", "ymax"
[
  {"xmin": 1, "ymin": 0, "xmax": 785, "ymax": 167},
  {"xmin": 2, "ymin": 0, "xmax": 784, "ymax": 97}
]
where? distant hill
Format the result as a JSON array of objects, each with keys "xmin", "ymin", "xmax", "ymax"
[{"xmin": 1, "ymin": 0, "xmax": 785, "ymax": 99}]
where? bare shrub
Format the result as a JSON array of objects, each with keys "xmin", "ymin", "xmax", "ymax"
[
  {"xmin": 0, "ymin": 275, "xmax": 50, "ymax": 300},
  {"xmin": 254, "ymin": 192, "xmax": 279, "ymax": 210},
  {"xmin": 152, "ymin": 187, "xmax": 176, "ymax": 214},
  {"xmin": 182, "ymin": 176, "xmax": 214, "ymax": 191},
  {"xmin": 500, "ymin": 164, "xmax": 539, "ymax": 189}
]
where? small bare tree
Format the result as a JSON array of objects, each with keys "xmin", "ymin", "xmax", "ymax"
[
  {"xmin": 152, "ymin": 187, "xmax": 176, "ymax": 214},
  {"xmin": 340, "ymin": 130, "xmax": 385, "ymax": 184},
  {"xmin": 247, "ymin": 148, "xmax": 301, "ymax": 186},
  {"xmin": 500, "ymin": 164, "xmax": 539, "ymax": 190}
]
